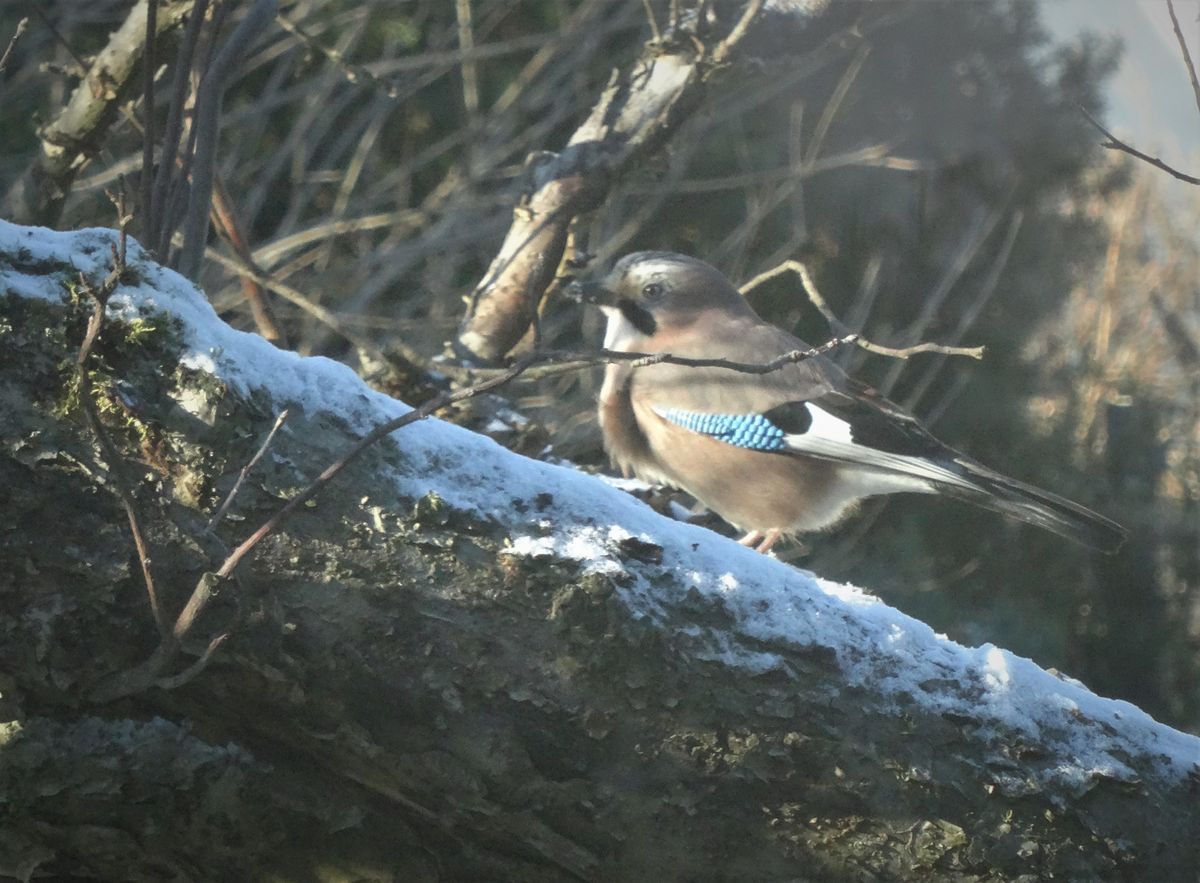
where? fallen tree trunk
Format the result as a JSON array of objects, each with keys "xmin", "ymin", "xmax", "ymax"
[{"xmin": 1, "ymin": 220, "xmax": 1198, "ymax": 881}]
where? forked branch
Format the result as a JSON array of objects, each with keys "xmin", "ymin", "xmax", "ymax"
[
  {"xmin": 1080, "ymin": 105, "xmax": 1200, "ymax": 186},
  {"xmin": 738, "ymin": 260, "xmax": 986, "ymax": 360}
]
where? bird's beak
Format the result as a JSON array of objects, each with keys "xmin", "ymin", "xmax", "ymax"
[{"xmin": 564, "ymin": 278, "xmax": 616, "ymax": 308}]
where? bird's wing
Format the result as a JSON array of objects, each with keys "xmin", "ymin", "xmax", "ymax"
[
  {"xmin": 650, "ymin": 378, "xmax": 974, "ymax": 493},
  {"xmin": 630, "ymin": 316, "xmax": 955, "ymax": 473},
  {"xmin": 650, "ymin": 380, "xmax": 1127, "ymax": 552}
]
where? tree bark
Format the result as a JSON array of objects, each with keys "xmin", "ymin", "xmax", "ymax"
[{"xmin": 1, "ymin": 222, "xmax": 1198, "ymax": 881}]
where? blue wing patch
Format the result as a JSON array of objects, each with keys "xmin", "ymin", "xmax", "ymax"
[{"xmin": 658, "ymin": 408, "xmax": 788, "ymax": 452}]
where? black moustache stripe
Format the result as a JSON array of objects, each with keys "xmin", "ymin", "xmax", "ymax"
[{"xmin": 618, "ymin": 298, "xmax": 657, "ymax": 336}]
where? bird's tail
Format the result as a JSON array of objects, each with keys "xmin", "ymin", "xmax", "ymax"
[{"xmin": 930, "ymin": 459, "xmax": 1127, "ymax": 553}]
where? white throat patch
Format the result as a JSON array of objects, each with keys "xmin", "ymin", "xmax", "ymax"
[{"xmin": 602, "ymin": 307, "xmax": 647, "ymax": 351}]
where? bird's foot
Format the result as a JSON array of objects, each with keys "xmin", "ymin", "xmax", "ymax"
[
  {"xmin": 738, "ymin": 531, "xmax": 764, "ymax": 547},
  {"xmin": 754, "ymin": 529, "xmax": 783, "ymax": 554}
]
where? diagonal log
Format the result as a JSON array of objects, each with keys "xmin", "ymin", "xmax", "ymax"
[{"xmin": 2, "ymin": 220, "xmax": 1198, "ymax": 880}]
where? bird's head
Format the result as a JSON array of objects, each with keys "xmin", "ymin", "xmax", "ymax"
[{"xmin": 567, "ymin": 251, "xmax": 753, "ymax": 349}]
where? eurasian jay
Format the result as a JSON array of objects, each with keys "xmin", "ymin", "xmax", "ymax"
[{"xmin": 570, "ymin": 251, "xmax": 1126, "ymax": 554}]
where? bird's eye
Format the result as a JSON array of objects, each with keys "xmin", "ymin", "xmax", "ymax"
[{"xmin": 641, "ymin": 282, "xmax": 665, "ymax": 300}]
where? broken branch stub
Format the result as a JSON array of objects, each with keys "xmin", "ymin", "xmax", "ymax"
[
  {"xmin": 455, "ymin": 36, "xmax": 731, "ymax": 363},
  {"xmin": 4, "ymin": 0, "xmax": 194, "ymax": 227},
  {"xmin": 455, "ymin": 145, "xmax": 611, "ymax": 364}
]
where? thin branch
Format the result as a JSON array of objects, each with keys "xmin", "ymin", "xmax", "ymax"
[
  {"xmin": 804, "ymin": 42, "xmax": 870, "ymax": 166},
  {"xmin": 209, "ymin": 177, "xmax": 288, "ymax": 344},
  {"xmin": 151, "ymin": 0, "xmax": 209, "ymax": 258},
  {"xmin": 880, "ymin": 202, "xmax": 1006, "ymax": 395},
  {"xmin": 902, "ymin": 210, "xmax": 1024, "ymax": 412},
  {"xmin": 456, "ymin": 0, "xmax": 777, "ymax": 362},
  {"xmin": 1151, "ymin": 292, "xmax": 1200, "ymax": 365},
  {"xmin": 250, "ymin": 211, "xmax": 426, "ymax": 268},
  {"xmin": 1080, "ymin": 105, "xmax": 1200, "ymax": 186},
  {"xmin": 7, "ymin": 1, "xmax": 194, "ymax": 226},
  {"xmin": 650, "ymin": 145, "xmax": 920, "ymax": 194},
  {"xmin": 272, "ymin": 14, "xmax": 555, "ymax": 100},
  {"xmin": 201, "ymin": 244, "xmax": 390, "ymax": 365},
  {"xmin": 140, "ymin": 0, "xmax": 157, "ymax": 242},
  {"xmin": 0, "ymin": 16, "xmax": 28, "ymax": 74},
  {"xmin": 74, "ymin": 193, "xmax": 171, "ymax": 642},
  {"xmin": 178, "ymin": 0, "xmax": 278, "ymax": 279},
  {"xmin": 28, "ymin": 5, "xmax": 88, "ymax": 75},
  {"xmin": 455, "ymin": 0, "xmax": 480, "ymax": 119},
  {"xmin": 206, "ymin": 409, "xmax": 290, "ymax": 532},
  {"xmin": 641, "ymin": 0, "xmax": 663, "ymax": 43},
  {"xmin": 738, "ymin": 260, "xmax": 985, "ymax": 361},
  {"xmin": 482, "ymin": 336, "xmax": 857, "ymax": 385},
  {"xmin": 853, "ymin": 339, "xmax": 983, "ymax": 361},
  {"xmin": 155, "ymin": 632, "xmax": 229, "ymax": 690},
  {"xmin": 710, "ymin": 0, "xmax": 765, "ymax": 66},
  {"xmin": 1166, "ymin": 0, "xmax": 1200, "ymax": 123}
]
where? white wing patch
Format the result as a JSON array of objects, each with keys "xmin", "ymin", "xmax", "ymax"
[
  {"xmin": 782, "ymin": 403, "xmax": 968, "ymax": 495},
  {"xmin": 804, "ymin": 403, "xmax": 854, "ymax": 444}
]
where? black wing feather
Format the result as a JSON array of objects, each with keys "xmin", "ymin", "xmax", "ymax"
[{"xmin": 759, "ymin": 381, "xmax": 1127, "ymax": 553}]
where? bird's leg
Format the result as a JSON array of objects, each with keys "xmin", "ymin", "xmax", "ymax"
[
  {"xmin": 754, "ymin": 529, "xmax": 784, "ymax": 554},
  {"xmin": 738, "ymin": 530, "xmax": 764, "ymax": 547}
]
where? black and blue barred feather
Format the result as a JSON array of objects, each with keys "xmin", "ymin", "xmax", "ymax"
[{"xmin": 658, "ymin": 408, "xmax": 788, "ymax": 452}]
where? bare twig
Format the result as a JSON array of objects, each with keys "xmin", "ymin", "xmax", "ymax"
[
  {"xmin": 271, "ymin": 13, "xmax": 556, "ymax": 102},
  {"xmin": 880, "ymin": 203, "xmax": 1006, "ymax": 395},
  {"xmin": 804, "ymin": 42, "xmax": 870, "ymax": 166},
  {"xmin": 901, "ymin": 210, "xmax": 1024, "ymax": 411},
  {"xmin": 74, "ymin": 193, "xmax": 170, "ymax": 641},
  {"xmin": 151, "ymin": 0, "xmax": 210, "ymax": 257},
  {"xmin": 710, "ymin": 0, "xmax": 765, "ymax": 66},
  {"xmin": 207, "ymin": 410, "xmax": 290, "ymax": 532},
  {"xmin": 28, "ymin": 5, "xmax": 88, "ymax": 75},
  {"xmin": 140, "ymin": 0, "xmax": 157, "ymax": 243},
  {"xmin": 201, "ymin": 244, "xmax": 390, "ymax": 365},
  {"xmin": 91, "ymin": 309, "xmax": 861, "ymax": 704},
  {"xmin": 455, "ymin": 0, "xmax": 481, "ymax": 119},
  {"xmin": 855, "ymin": 339, "xmax": 983, "ymax": 361},
  {"xmin": 0, "ymin": 16, "xmax": 28, "ymax": 74},
  {"xmin": 1166, "ymin": 0, "xmax": 1200, "ymax": 123},
  {"xmin": 274, "ymin": 12, "xmax": 402, "ymax": 100},
  {"xmin": 641, "ymin": 0, "xmax": 663, "ymax": 43},
  {"xmin": 651, "ymin": 145, "xmax": 918, "ymax": 194},
  {"xmin": 1151, "ymin": 292, "xmax": 1200, "ymax": 365},
  {"xmin": 154, "ymin": 631, "xmax": 229, "ymax": 690},
  {"xmin": 1080, "ymin": 105, "xmax": 1200, "ymax": 186},
  {"xmin": 209, "ymin": 177, "xmax": 288, "ymax": 344},
  {"xmin": 100, "ymin": 330, "xmax": 857, "ymax": 705},
  {"xmin": 738, "ymin": 260, "xmax": 985, "ymax": 361},
  {"xmin": 213, "ymin": 334, "xmax": 857, "ymax": 579},
  {"xmin": 178, "ymin": 0, "xmax": 278, "ymax": 279},
  {"xmin": 250, "ymin": 211, "xmax": 427, "ymax": 268}
]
